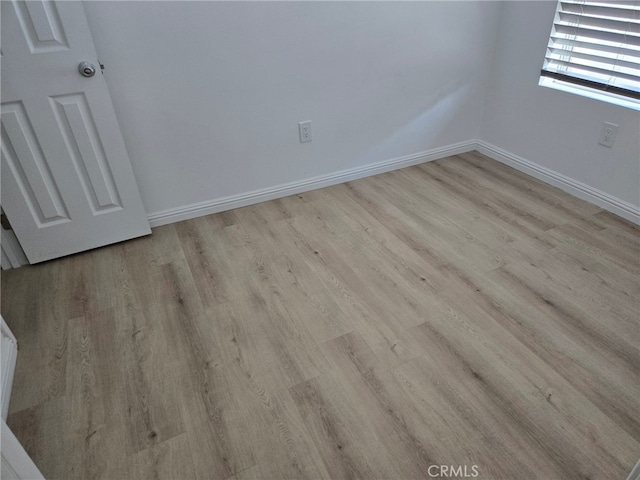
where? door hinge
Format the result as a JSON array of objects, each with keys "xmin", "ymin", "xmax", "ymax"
[{"xmin": 1, "ymin": 213, "xmax": 12, "ymax": 231}]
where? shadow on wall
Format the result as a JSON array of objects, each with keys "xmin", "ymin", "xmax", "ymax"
[
  {"xmin": 358, "ymin": 79, "xmax": 474, "ymax": 164},
  {"xmin": 305, "ymin": 1, "xmax": 488, "ymax": 168}
]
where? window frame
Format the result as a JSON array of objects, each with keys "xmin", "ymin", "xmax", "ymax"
[{"xmin": 539, "ymin": 0, "xmax": 640, "ymax": 111}]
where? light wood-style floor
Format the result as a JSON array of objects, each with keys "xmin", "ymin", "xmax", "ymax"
[{"xmin": 2, "ymin": 151, "xmax": 639, "ymax": 480}]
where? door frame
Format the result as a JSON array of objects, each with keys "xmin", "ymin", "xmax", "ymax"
[
  {"xmin": 1, "ymin": 228, "xmax": 28, "ymax": 270},
  {"xmin": 1, "ymin": 315, "xmax": 18, "ymax": 421},
  {"xmin": 0, "ymin": 316, "xmax": 44, "ymax": 479},
  {"xmin": 1, "ymin": 419, "xmax": 45, "ymax": 480}
]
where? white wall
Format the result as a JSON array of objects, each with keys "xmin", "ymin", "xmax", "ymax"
[
  {"xmin": 83, "ymin": 1, "xmax": 502, "ymax": 218},
  {"xmin": 480, "ymin": 1, "xmax": 640, "ymax": 209}
]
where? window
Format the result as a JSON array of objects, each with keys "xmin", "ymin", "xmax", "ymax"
[{"xmin": 539, "ymin": 0, "xmax": 640, "ymax": 111}]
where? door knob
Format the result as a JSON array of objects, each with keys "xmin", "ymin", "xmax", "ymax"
[{"xmin": 78, "ymin": 61, "xmax": 97, "ymax": 77}]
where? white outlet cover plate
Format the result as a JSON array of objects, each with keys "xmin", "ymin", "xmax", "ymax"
[
  {"xmin": 598, "ymin": 122, "xmax": 619, "ymax": 148},
  {"xmin": 299, "ymin": 121, "xmax": 312, "ymax": 143}
]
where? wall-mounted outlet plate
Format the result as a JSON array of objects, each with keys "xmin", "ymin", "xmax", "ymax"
[
  {"xmin": 598, "ymin": 122, "xmax": 619, "ymax": 148},
  {"xmin": 299, "ymin": 121, "xmax": 312, "ymax": 143}
]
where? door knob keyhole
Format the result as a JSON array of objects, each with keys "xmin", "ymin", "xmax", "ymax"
[{"xmin": 78, "ymin": 61, "xmax": 96, "ymax": 78}]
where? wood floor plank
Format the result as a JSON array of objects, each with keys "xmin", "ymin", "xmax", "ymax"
[
  {"xmin": 547, "ymin": 222, "xmax": 640, "ymax": 274},
  {"xmin": 545, "ymin": 244, "xmax": 640, "ymax": 305},
  {"xmin": 457, "ymin": 151, "xmax": 604, "ymax": 219},
  {"xmin": 2, "ymin": 261, "xmax": 71, "ymax": 413},
  {"xmin": 175, "ymin": 216, "xmax": 245, "ymax": 307},
  {"xmin": 124, "ymin": 433, "xmax": 198, "ymax": 480},
  {"xmin": 408, "ymin": 163, "xmax": 557, "ymax": 250},
  {"xmin": 178, "ymin": 359, "xmax": 256, "ymax": 480},
  {"xmin": 290, "ymin": 376, "xmax": 401, "ymax": 480},
  {"xmin": 225, "ymin": 464, "xmax": 263, "ymax": 480},
  {"xmin": 3, "ymin": 151, "xmax": 638, "ymax": 480},
  {"xmin": 420, "ymin": 159, "xmax": 561, "ymax": 232},
  {"xmin": 228, "ymin": 207, "xmax": 355, "ymax": 343},
  {"xmin": 470, "ymin": 267, "xmax": 640, "ymax": 440},
  {"xmin": 63, "ymin": 312, "xmax": 129, "ymax": 480},
  {"xmin": 117, "ymin": 238, "xmax": 190, "ymax": 453},
  {"xmin": 283, "ymin": 200, "xmax": 449, "ymax": 329},
  {"xmin": 292, "ymin": 332, "xmax": 431, "ymax": 480},
  {"xmin": 221, "ymin": 222, "xmax": 332, "ymax": 387},
  {"xmin": 382, "ymin": 167, "xmax": 518, "ymax": 249},
  {"xmin": 218, "ymin": 353, "xmax": 331, "ymax": 480},
  {"xmin": 406, "ymin": 305, "xmax": 640, "ymax": 480},
  {"xmin": 348, "ymin": 177, "xmax": 509, "ymax": 273},
  {"xmin": 280, "ymin": 214, "xmax": 434, "ymax": 367},
  {"xmin": 593, "ymin": 210, "xmax": 640, "ymax": 236},
  {"xmin": 499, "ymin": 259, "xmax": 640, "ymax": 352}
]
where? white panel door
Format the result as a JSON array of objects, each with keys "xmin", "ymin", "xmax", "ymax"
[{"xmin": 1, "ymin": 0, "xmax": 151, "ymax": 263}]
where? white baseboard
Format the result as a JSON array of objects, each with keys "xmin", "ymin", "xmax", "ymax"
[
  {"xmin": 475, "ymin": 140, "xmax": 640, "ymax": 225},
  {"xmin": 147, "ymin": 140, "xmax": 476, "ymax": 227},
  {"xmin": 149, "ymin": 138, "xmax": 639, "ymax": 227}
]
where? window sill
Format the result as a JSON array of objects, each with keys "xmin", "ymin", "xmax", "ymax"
[{"xmin": 538, "ymin": 77, "xmax": 640, "ymax": 112}]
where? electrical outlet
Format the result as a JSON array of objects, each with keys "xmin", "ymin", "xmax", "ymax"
[
  {"xmin": 598, "ymin": 122, "xmax": 619, "ymax": 148},
  {"xmin": 299, "ymin": 121, "xmax": 312, "ymax": 143}
]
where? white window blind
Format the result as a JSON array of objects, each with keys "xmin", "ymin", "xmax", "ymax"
[{"xmin": 540, "ymin": 0, "xmax": 640, "ymax": 109}]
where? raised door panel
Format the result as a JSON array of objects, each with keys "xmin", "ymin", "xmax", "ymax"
[
  {"xmin": 50, "ymin": 93, "xmax": 123, "ymax": 214},
  {"xmin": 1, "ymin": 101, "xmax": 70, "ymax": 227},
  {"xmin": 12, "ymin": 0, "xmax": 69, "ymax": 53}
]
